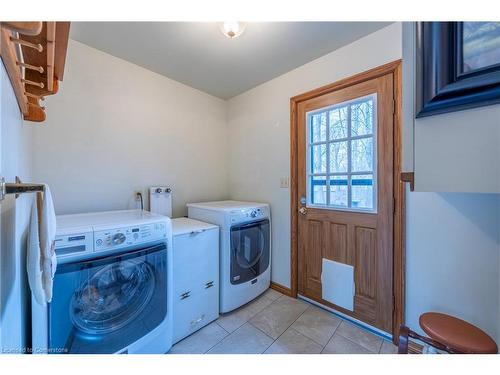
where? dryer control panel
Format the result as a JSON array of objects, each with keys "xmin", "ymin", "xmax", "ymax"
[
  {"xmin": 94, "ymin": 222, "xmax": 168, "ymax": 252},
  {"xmin": 229, "ymin": 206, "xmax": 270, "ymax": 225}
]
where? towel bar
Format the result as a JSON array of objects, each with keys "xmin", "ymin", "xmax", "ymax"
[{"xmin": 0, "ymin": 176, "xmax": 44, "ymax": 202}]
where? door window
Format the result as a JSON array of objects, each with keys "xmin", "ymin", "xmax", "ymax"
[{"xmin": 307, "ymin": 94, "xmax": 377, "ymax": 212}]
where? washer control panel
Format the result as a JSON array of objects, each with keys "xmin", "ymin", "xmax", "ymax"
[
  {"xmin": 94, "ymin": 221, "xmax": 167, "ymax": 251},
  {"xmin": 55, "ymin": 232, "xmax": 94, "ymax": 259}
]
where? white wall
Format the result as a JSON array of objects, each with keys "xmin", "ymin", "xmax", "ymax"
[
  {"xmin": 415, "ymin": 105, "xmax": 500, "ymax": 193},
  {"xmin": 403, "ymin": 23, "xmax": 500, "ymax": 193},
  {"xmin": 32, "ymin": 40, "xmax": 229, "ymax": 217},
  {"xmin": 0, "ymin": 62, "xmax": 33, "ymax": 352},
  {"xmin": 227, "ymin": 23, "xmax": 403, "ymax": 289},
  {"xmin": 227, "ymin": 22, "xmax": 500, "ymax": 343},
  {"xmin": 406, "ymin": 190, "xmax": 499, "ymax": 343}
]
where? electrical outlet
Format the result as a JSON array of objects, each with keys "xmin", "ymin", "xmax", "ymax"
[{"xmin": 280, "ymin": 177, "xmax": 289, "ymax": 188}]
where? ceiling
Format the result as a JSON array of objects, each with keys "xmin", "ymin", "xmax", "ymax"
[{"xmin": 70, "ymin": 22, "xmax": 391, "ymax": 99}]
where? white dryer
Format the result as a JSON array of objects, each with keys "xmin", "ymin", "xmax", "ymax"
[{"xmin": 187, "ymin": 201, "xmax": 271, "ymax": 313}]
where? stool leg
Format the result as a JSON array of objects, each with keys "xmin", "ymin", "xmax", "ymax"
[
  {"xmin": 398, "ymin": 324, "xmax": 464, "ymax": 354},
  {"xmin": 424, "ymin": 346, "xmax": 438, "ymax": 354},
  {"xmin": 398, "ymin": 325, "xmax": 410, "ymax": 354}
]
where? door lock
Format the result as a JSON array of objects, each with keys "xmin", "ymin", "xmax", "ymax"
[{"xmin": 299, "ymin": 207, "xmax": 307, "ymax": 215}]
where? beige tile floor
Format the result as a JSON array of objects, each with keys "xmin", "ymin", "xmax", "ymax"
[{"xmin": 170, "ymin": 289, "xmax": 398, "ymax": 354}]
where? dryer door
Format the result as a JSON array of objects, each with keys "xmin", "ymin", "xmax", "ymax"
[
  {"xmin": 230, "ymin": 219, "xmax": 270, "ymax": 285},
  {"xmin": 48, "ymin": 243, "xmax": 168, "ymax": 354}
]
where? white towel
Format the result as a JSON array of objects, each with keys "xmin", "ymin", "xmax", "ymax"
[
  {"xmin": 27, "ymin": 202, "xmax": 45, "ymax": 305},
  {"xmin": 27, "ymin": 185, "xmax": 57, "ymax": 306}
]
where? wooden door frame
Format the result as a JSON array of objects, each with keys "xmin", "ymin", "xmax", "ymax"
[{"xmin": 289, "ymin": 60, "xmax": 404, "ymax": 341}]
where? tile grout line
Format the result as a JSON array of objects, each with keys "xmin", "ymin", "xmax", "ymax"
[
  {"xmin": 332, "ymin": 329, "xmax": 379, "ymax": 354},
  {"xmin": 246, "ymin": 293, "xmax": 285, "ymax": 338},
  {"xmin": 203, "ymin": 338, "xmax": 225, "ymax": 354},
  {"xmin": 292, "ymin": 301, "xmax": 343, "ymax": 350},
  {"xmin": 299, "ymin": 295, "xmax": 392, "ymax": 342},
  {"xmin": 204, "ymin": 322, "xmax": 247, "ymax": 354},
  {"xmin": 217, "ymin": 316, "xmax": 244, "ymax": 334},
  {"xmin": 328, "ymin": 333, "xmax": 378, "ymax": 354},
  {"xmin": 250, "ymin": 298, "xmax": 310, "ymax": 348},
  {"xmin": 319, "ymin": 313, "xmax": 343, "ymax": 354},
  {"xmin": 280, "ymin": 297, "xmax": 342, "ymax": 352},
  {"xmin": 210, "ymin": 291, "xmax": 286, "ymax": 353},
  {"xmin": 272, "ymin": 326, "xmax": 325, "ymax": 354},
  {"xmin": 321, "ymin": 329, "xmax": 375, "ymax": 354},
  {"xmin": 247, "ymin": 319, "xmax": 279, "ymax": 342},
  {"xmin": 214, "ymin": 320, "xmax": 230, "ymax": 334},
  {"xmin": 284, "ymin": 304, "xmax": 316, "ymax": 345},
  {"xmin": 297, "ymin": 306, "xmax": 374, "ymax": 354},
  {"xmin": 205, "ymin": 312, "xmax": 257, "ymax": 353},
  {"xmin": 261, "ymin": 334, "xmax": 276, "ymax": 354},
  {"xmin": 326, "ymin": 318, "xmax": 385, "ymax": 353},
  {"xmin": 261, "ymin": 304, "xmax": 311, "ymax": 354},
  {"xmin": 204, "ymin": 330, "xmax": 232, "ymax": 354},
  {"xmin": 216, "ymin": 295, "xmax": 270, "ymax": 334},
  {"xmin": 259, "ymin": 292, "xmax": 288, "ymax": 353},
  {"xmin": 376, "ymin": 339, "xmax": 384, "ymax": 354},
  {"xmin": 328, "ymin": 318, "xmax": 342, "ymax": 338},
  {"xmin": 315, "ymin": 320, "xmax": 342, "ymax": 351},
  {"xmin": 225, "ymin": 294, "xmax": 278, "ymax": 334}
]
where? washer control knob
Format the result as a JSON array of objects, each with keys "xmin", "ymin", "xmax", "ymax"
[
  {"xmin": 112, "ymin": 232, "xmax": 126, "ymax": 245},
  {"xmin": 250, "ymin": 210, "xmax": 257, "ymax": 218}
]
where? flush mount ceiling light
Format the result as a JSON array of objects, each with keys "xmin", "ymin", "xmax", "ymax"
[{"xmin": 219, "ymin": 22, "xmax": 247, "ymax": 39}]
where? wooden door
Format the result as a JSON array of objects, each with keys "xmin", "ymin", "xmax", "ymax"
[{"xmin": 296, "ymin": 73, "xmax": 394, "ymax": 332}]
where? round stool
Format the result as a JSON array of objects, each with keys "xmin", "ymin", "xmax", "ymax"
[{"xmin": 419, "ymin": 312, "xmax": 498, "ymax": 354}]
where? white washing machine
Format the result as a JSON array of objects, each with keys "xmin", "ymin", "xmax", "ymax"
[
  {"xmin": 187, "ymin": 201, "xmax": 271, "ymax": 313},
  {"xmin": 31, "ymin": 209, "xmax": 173, "ymax": 354}
]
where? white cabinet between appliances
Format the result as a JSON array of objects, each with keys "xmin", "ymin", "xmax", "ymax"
[{"xmin": 172, "ymin": 218, "xmax": 219, "ymax": 344}]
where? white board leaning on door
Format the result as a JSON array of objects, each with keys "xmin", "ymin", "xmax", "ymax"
[{"xmin": 321, "ymin": 259, "xmax": 355, "ymax": 311}]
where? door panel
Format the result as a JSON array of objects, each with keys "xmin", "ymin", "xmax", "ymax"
[
  {"xmin": 355, "ymin": 226, "xmax": 376, "ymax": 299},
  {"xmin": 325, "ymin": 223, "xmax": 349, "ymax": 265},
  {"xmin": 297, "ymin": 73, "xmax": 394, "ymax": 332},
  {"xmin": 304, "ymin": 219, "xmax": 323, "ymax": 297}
]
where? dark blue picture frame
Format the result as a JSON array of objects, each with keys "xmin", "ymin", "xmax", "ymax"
[{"xmin": 415, "ymin": 22, "xmax": 500, "ymax": 118}]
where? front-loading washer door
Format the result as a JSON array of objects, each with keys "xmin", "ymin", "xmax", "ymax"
[
  {"xmin": 230, "ymin": 219, "xmax": 270, "ymax": 285},
  {"xmin": 48, "ymin": 243, "xmax": 167, "ymax": 354}
]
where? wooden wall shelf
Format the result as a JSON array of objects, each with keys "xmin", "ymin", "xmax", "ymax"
[{"xmin": 0, "ymin": 21, "xmax": 70, "ymax": 122}]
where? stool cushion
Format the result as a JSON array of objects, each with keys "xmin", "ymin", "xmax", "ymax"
[{"xmin": 419, "ymin": 312, "xmax": 498, "ymax": 354}]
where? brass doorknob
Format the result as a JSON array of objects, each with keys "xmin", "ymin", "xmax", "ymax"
[{"xmin": 299, "ymin": 207, "xmax": 307, "ymax": 215}]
